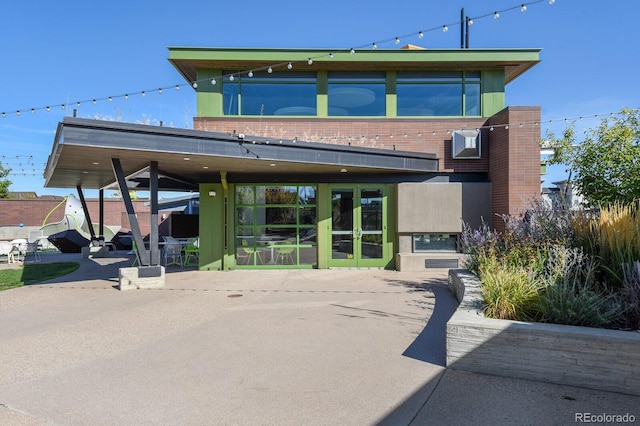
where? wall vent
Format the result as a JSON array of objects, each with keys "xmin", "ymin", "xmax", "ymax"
[{"xmin": 452, "ymin": 130, "xmax": 481, "ymax": 159}]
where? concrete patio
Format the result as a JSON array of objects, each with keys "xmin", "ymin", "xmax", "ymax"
[{"xmin": 0, "ymin": 254, "xmax": 637, "ymax": 425}]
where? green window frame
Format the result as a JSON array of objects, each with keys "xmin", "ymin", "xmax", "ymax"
[
  {"xmin": 396, "ymin": 71, "xmax": 481, "ymax": 117},
  {"xmin": 223, "ymin": 70, "xmax": 317, "ymax": 116},
  {"xmin": 327, "ymin": 71, "xmax": 386, "ymax": 117},
  {"xmin": 235, "ymin": 185, "xmax": 317, "ymax": 267}
]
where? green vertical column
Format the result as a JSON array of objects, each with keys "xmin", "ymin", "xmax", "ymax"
[
  {"xmin": 199, "ymin": 183, "xmax": 225, "ymax": 270},
  {"xmin": 196, "ymin": 69, "xmax": 223, "ymax": 117},
  {"xmin": 316, "ymin": 184, "xmax": 330, "ymax": 269},
  {"xmin": 385, "ymin": 184, "xmax": 397, "ymax": 270}
]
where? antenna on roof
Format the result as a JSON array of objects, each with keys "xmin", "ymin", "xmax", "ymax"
[{"xmin": 461, "ymin": 8, "xmax": 470, "ymax": 49}]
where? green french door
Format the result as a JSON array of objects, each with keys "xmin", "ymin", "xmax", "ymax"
[{"xmin": 329, "ymin": 185, "xmax": 386, "ymax": 268}]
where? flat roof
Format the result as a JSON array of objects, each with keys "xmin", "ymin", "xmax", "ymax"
[
  {"xmin": 168, "ymin": 47, "xmax": 541, "ymax": 85},
  {"xmin": 44, "ymin": 117, "xmax": 439, "ymax": 191}
]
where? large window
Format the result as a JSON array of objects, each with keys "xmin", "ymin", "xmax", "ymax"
[
  {"xmin": 396, "ymin": 71, "xmax": 481, "ymax": 117},
  {"xmin": 328, "ymin": 71, "xmax": 386, "ymax": 116},
  {"xmin": 236, "ymin": 185, "xmax": 317, "ymax": 267},
  {"xmin": 223, "ymin": 71, "xmax": 317, "ymax": 116},
  {"xmin": 413, "ymin": 234, "xmax": 458, "ymax": 252}
]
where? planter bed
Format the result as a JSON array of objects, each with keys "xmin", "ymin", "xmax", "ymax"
[{"xmin": 447, "ymin": 269, "xmax": 640, "ymax": 396}]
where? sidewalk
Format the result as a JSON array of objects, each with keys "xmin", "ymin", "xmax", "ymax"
[{"xmin": 0, "ymin": 254, "xmax": 637, "ymax": 425}]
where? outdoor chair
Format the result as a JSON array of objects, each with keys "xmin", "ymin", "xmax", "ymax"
[
  {"xmin": 131, "ymin": 240, "xmax": 141, "ymax": 267},
  {"xmin": 183, "ymin": 237, "xmax": 199, "ymax": 266},
  {"xmin": 163, "ymin": 242, "xmax": 183, "ymax": 267},
  {"xmin": 0, "ymin": 241, "xmax": 15, "ymax": 264},
  {"xmin": 26, "ymin": 231, "xmax": 42, "ymax": 262},
  {"xmin": 241, "ymin": 239, "xmax": 262, "ymax": 265},
  {"xmin": 10, "ymin": 239, "xmax": 27, "ymax": 263}
]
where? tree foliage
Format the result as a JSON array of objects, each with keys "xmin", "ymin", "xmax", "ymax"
[
  {"xmin": 547, "ymin": 108, "xmax": 640, "ymax": 207},
  {"xmin": 0, "ymin": 161, "xmax": 12, "ymax": 198}
]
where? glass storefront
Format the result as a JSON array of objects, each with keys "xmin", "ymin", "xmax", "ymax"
[{"xmin": 235, "ymin": 185, "xmax": 317, "ymax": 267}]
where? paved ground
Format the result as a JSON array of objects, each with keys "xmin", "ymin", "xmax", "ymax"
[{"xmin": 0, "ymin": 253, "xmax": 638, "ymax": 425}]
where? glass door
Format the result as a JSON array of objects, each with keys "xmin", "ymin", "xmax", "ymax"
[{"xmin": 329, "ymin": 185, "xmax": 386, "ymax": 268}]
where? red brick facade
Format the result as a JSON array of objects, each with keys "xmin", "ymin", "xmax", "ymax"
[
  {"xmin": 195, "ymin": 106, "xmax": 541, "ymax": 230},
  {"xmin": 0, "ymin": 198, "xmax": 152, "ymax": 235}
]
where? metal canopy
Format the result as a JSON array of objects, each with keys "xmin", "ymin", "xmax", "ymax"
[{"xmin": 44, "ymin": 117, "xmax": 439, "ymax": 191}]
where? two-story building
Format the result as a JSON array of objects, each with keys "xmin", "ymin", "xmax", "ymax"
[{"xmin": 44, "ymin": 45, "xmax": 541, "ymax": 272}]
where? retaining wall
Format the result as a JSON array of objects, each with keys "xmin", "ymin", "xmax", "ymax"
[{"xmin": 447, "ymin": 269, "xmax": 640, "ymax": 396}]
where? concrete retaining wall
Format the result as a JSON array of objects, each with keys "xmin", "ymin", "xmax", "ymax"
[{"xmin": 447, "ymin": 269, "xmax": 640, "ymax": 396}]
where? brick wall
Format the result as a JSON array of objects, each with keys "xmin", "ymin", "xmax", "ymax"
[
  {"xmin": 196, "ymin": 111, "xmax": 541, "ymax": 232},
  {"xmin": 487, "ymin": 106, "xmax": 542, "ymax": 230},
  {"xmin": 0, "ymin": 199, "xmax": 152, "ymax": 235},
  {"xmin": 194, "ymin": 117, "xmax": 489, "ymax": 173}
]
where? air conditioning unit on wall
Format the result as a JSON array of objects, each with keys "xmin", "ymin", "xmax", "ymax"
[{"xmin": 452, "ymin": 130, "xmax": 481, "ymax": 159}]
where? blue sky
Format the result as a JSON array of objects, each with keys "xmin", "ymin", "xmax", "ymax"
[{"xmin": 1, "ymin": 0, "xmax": 639, "ymax": 197}]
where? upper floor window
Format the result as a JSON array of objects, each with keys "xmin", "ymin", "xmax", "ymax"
[
  {"xmin": 328, "ymin": 71, "xmax": 386, "ymax": 116},
  {"xmin": 396, "ymin": 71, "xmax": 481, "ymax": 117},
  {"xmin": 223, "ymin": 71, "xmax": 317, "ymax": 116}
]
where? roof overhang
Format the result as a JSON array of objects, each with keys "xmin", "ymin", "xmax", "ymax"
[
  {"xmin": 44, "ymin": 117, "xmax": 439, "ymax": 191},
  {"xmin": 168, "ymin": 47, "xmax": 541, "ymax": 84}
]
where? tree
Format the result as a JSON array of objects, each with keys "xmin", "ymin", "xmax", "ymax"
[
  {"xmin": 546, "ymin": 108, "xmax": 640, "ymax": 207},
  {"xmin": 0, "ymin": 161, "xmax": 11, "ymax": 198}
]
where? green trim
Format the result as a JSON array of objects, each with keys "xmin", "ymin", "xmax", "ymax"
[
  {"xmin": 317, "ymin": 184, "xmax": 330, "ymax": 269},
  {"xmin": 481, "ymin": 69, "xmax": 506, "ymax": 116},
  {"xmin": 195, "ymin": 69, "xmax": 222, "ymax": 117},
  {"xmin": 326, "ymin": 184, "xmax": 392, "ymax": 269},
  {"xmin": 199, "ymin": 183, "xmax": 225, "ymax": 270},
  {"xmin": 386, "ymin": 71, "xmax": 397, "ymax": 118}
]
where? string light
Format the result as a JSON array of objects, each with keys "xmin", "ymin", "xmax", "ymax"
[
  {"xmin": 0, "ymin": 0, "xmax": 559, "ymax": 121},
  {"xmin": 248, "ymin": 70, "xmax": 254, "ymax": 77}
]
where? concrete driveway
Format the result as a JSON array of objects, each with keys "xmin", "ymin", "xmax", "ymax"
[
  {"xmin": 2, "ymin": 255, "xmax": 638, "ymax": 425},
  {"xmin": 0, "ymin": 256, "xmax": 455, "ymax": 425}
]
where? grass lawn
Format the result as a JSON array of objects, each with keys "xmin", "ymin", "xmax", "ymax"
[{"xmin": 0, "ymin": 262, "xmax": 80, "ymax": 291}]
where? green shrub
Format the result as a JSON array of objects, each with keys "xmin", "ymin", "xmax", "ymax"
[
  {"xmin": 478, "ymin": 255, "xmax": 542, "ymax": 321},
  {"xmin": 536, "ymin": 246, "xmax": 619, "ymax": 327}
]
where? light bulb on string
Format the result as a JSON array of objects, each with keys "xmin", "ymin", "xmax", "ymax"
[
  {"xmin": 31, "ymin": 108, "xmax": 35, "ymax": 114},
  {"xmin": 350, "ymin": 48, "xmax": 355, "ymax": 54},
  {"xmin": 193, "ymin": 82, "xmax": 198, "ymax": 88},
  {"xmin": 395, "ymin": 37, "xmax": 400, "ymax": 44},
  {"xmin": 158, "ymin": 88, "xmax": 163, "ymax": 94},
  {"xmin": 92, "ymin": 99, "xmax": 97, "ymax": 105},
  {"xmin": 307, "ymin": 58, "xmax": 313, "ymax": 65},
  {"xmin": 46, "ymin": 106, "xmax": 50, "ymax": 112},
  {"xmin": 211, "ymin": 78, "xmax": 216, "ymax": 85},
  {"xmin": 108, "ymin": 97, "xmax": 113, "ymax": 102},
  {"xmin": 467, "ymin": 18, "xmax": 473, "ymax": 25},
  {"xmin": 124, "ymin": 94, "xmax": 128, "ymax": 100},
  {"xmin": 267, "ymin": 66, "xmax": 273, "ymax": 73},
  {"xmin": 1, "ymin": 112, "xmax": 5, "ymax": 118},
  {"xmin": 521, "ymin": 4, "xmax": 527, "ymax": 12},
  {"xmin": 76, "ymin": 102, "xmax": 81, "ymax": 108},
  {"xmin": 329, "ymin": 52, "xmax": 334, "ymax": 59},
  {"xmin": 61, "ymin": 104, "xmax": 65, "ymax": 110},
  {"xmin": 494, "ymin": 11, "xmax": 500, "ymax": 19},
  {"xmin": 16, "ymin": 110, "xmax": 21, "ymax": 116},
  {"xmin": 175, "ymin": 85, "xmax": 180, "ymax": 91},
  {"xmin": 442, "ymin": 25, "xmax": 448, "ymax": 32},
  {"xmin": 418, "ymin": 31, "xmax": 423, "ymax": 39},
  {"xmin": 229, "ymin": 75, "xmax": 234, "ymax": 81},
  {"xmin": 372, "ymin": 43, "xmax": 377, "ymax": 49},
  {"xmin": 248, "ymin": 70, "xmax": 254, "ymax": 77},
  {"xmin": 141, "ymin": 91, "xmax": 146, "ymax": 97},
  {"xmin": 287, "ymin": 62, "xmax": 293, "ymax": 69},
  {"xmin": 549, "ymin": 0, "xmax": 555, "ymax": 4}
]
